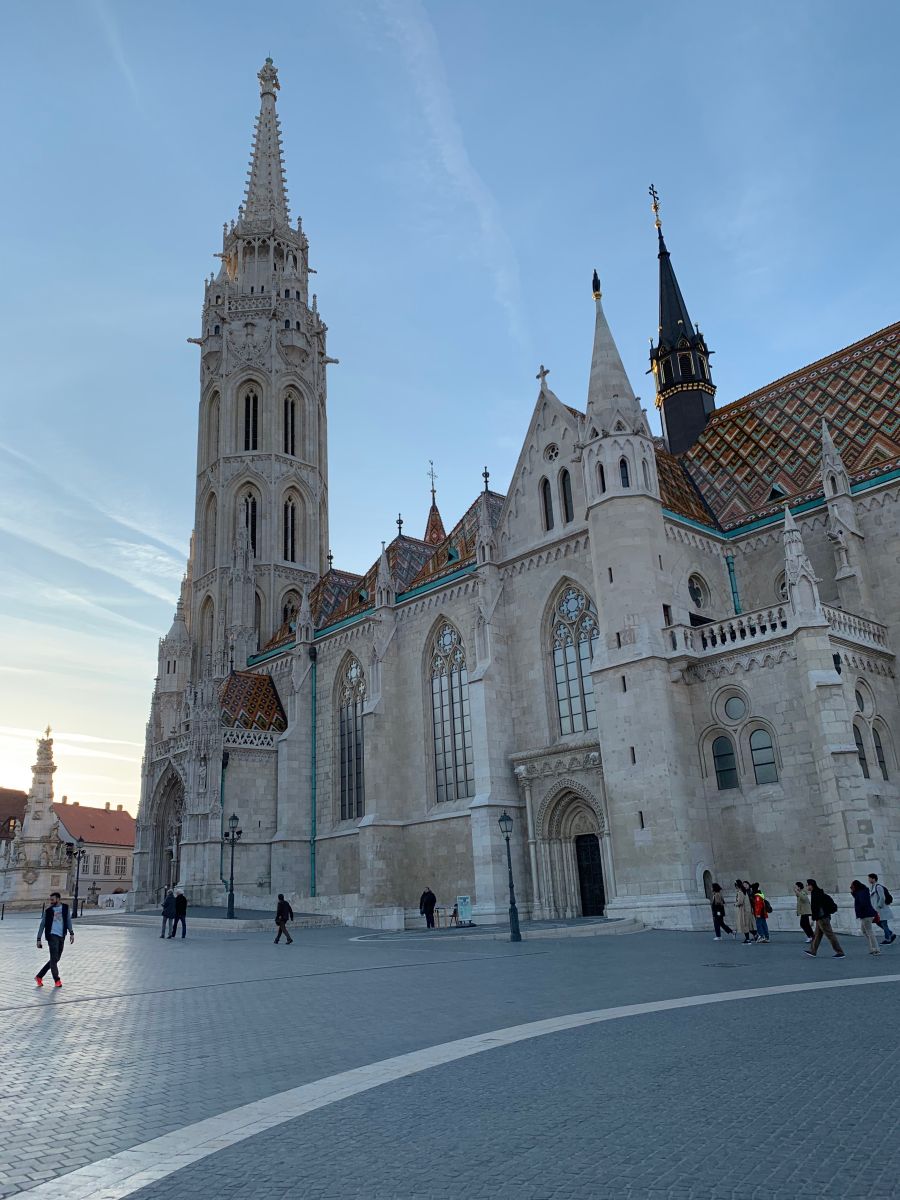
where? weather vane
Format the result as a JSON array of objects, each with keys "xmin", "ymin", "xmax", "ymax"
[
  {"xmin": 428, "ymin": 460, "xmax": 438, "ymax": 503},
  {"xmin": 482, "ymin": 466, "xmax": 490, "ymax": 493},
  {"xmin": 396, "ymin": 513, "xmax": 404, "ymax": 536},
  {"xmin": 649, "ymin": 183, "xmax": 662, "ymax": 230}
]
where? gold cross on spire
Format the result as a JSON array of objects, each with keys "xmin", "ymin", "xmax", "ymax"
[{"xmin": 649, "ymin": 183, "xmax": 662, "ymax": 230}]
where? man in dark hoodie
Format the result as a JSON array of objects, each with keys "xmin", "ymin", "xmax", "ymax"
[
  {"xmin": 804, "ymin": 879, "xmax": 845, "ymax": 958},
  {"xmin": 275, "ymin": 894, "xmax": 294, "ymax": 944}
]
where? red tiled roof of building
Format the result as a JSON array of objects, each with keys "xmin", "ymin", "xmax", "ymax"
[
  {"xmin": 0, "ymin": 787, "xmax": 27, "ymax": 837},
  {"xmin": 219, "ymin": 671, "xmax": 288, "ymax": 732},
  {"xmin": 655, "ymin": 447, "xmax": 718, "ymax": 528},
  {"xmin": 52, "ymin": 802, "xmax": 135, "ymax": 848}
]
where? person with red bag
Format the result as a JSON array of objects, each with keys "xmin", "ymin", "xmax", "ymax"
[{"xmin": 750, "ymin": 883, "xmax": 770, "ymax": 943}]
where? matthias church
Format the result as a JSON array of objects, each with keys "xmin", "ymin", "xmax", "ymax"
[{"xmin": 134, "ymin": 61, "xmax": 900, "ymax": 929}]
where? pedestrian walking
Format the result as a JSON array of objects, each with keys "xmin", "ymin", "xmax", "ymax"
[
  {"xmin": 734, "ymin": 880, "xmax": 757, "ymax": 944},
  {"xmin": 794, "ymin": 881, "xmax": 815, "ymax": 942},
  {"xmin": 804, "ymin": 879, "xmax": 845, "ymax": 958},
  {"xmin": 751, "ymin": 883, "xmax": 771, "ymax": 942},
  {"xmin": 171, "ymin": 890, "xmax": 188, "ymax": 939},
  {"xmin": 419, "ymin": 886, "xmax": 437, "ymax": 929},
  {"xmin": 274, "ymin": 894, "xmax": 294, "ymax": 944},
  {"xmin": 160, "ymin": 888, "xmax": 176, "ymax": 938},
  {"xmin": 850, "ymin": 880, "xmax": 880, "ymax": 956},
  {"xmin": 35, "ymin": 891, "xmax": 74, "ymax": 988},
  {"xmin": 710, "ymin": 884, "xmax": 734, "ymax": 939},
  {"xmin": 868, "ymin": 873, "xmax": 896, "ymax": 945}
]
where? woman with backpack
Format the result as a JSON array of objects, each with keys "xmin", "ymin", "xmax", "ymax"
[
  {"xmin": 734, "ymin": 880, "xmax": 757, "ymax": 944},
  {"xmin": 751, "ymin": 883, "xmax": 770, "ymax": 943},
  {"xmin": 850, "ymin": 879, "xmax": 880, "ymax": 956},
  {"xmin": 710, "ymin": 883, "xmax": 734, "ymax": 940},
  {"xmin": 868, "ymin": 873, "xmax": 896, "ymax": 945}
]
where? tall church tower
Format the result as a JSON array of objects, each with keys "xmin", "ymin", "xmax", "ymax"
[
  {"xmin": 647, "ymin": 187, "xmax": 716, "ymax": 454},
  {"xmin": 192, "ymin": 59, "xmax": 331, "ymax": 675}
]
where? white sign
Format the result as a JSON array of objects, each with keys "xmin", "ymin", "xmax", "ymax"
[{"xmin": 456, "ymin": 895, "xmax": 472, "ymax": 923}]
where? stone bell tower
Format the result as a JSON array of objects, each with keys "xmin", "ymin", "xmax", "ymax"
[{"xmin": 191, "ymin": 59, "xmax": 333, "ymax": 676}]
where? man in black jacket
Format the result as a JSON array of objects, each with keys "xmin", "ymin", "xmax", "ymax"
[
  {"xmin": 170, "ymin": 891, "xmax": 188, "ymax": 939},
  {"xmin": 419, "ymin": 886, "xmax": 437, "ymax": 929},
  {"xmin": 274, "ymin": 894, "xmax": 294, "ymax": 944},
  {"xmin": 804, "ymin": 879, "xmax": 845, "ymax": 958},
  {"xmin": 36, "ymin": 892, "xmax": 74, "ymax": 987}
]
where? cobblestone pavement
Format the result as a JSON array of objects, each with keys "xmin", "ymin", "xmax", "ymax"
[{"xmin": 2, "ymin": 914, "xmax": 898, "ymax": 1199}]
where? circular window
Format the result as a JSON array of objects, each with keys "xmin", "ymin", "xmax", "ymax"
[
  {"xmin": 775, "ymin": 572, "xmax": 787, "ymax": 603},
  {"xmin": 544, "ymin": 444, "xmax": 560, "ymax": 462},
  {"xmin": 724, "ymin": 696, "xmax": 747, "ymax": 721},
  {"xmin": 688, "ymin": 574, "xmax": 709, "ymax": 609}
]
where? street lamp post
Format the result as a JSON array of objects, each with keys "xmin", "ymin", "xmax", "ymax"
[
  {"xmin": 497, "ymin": 810, "xmax": 522, "ymax": 943},
  {"xmin": 222, "ymin": 813, "xmax": 242, "ymax": 919},
  {"xmin": 66, "ymin": 837, "xmax": 86, "ymax": 919}
]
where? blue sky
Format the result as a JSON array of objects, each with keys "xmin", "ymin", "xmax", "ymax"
[{"xmin": 2, "ymin": 0, "xmax": 898, "ymax": 809}]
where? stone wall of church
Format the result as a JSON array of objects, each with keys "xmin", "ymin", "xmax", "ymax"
[{"xmin": 222, "ymin": 749, "xmax": 278, "ymax": 893}]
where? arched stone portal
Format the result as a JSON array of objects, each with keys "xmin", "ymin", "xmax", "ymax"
[
  {"xmin": 533, "ymin": 781, "xmax": 613, "ymax": 920},
  {"xmin": 148, "ymin": 769, "xmax": 184, "ymax": 901}
]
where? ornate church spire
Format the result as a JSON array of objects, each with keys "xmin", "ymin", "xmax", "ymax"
[
  {"xmin": 820, "ymin": 419, "xmax": 851, "ymax": 498},
  {"xmin": 243, "ymin": 59, "xmax": 290, "ymax": 224},
  {"xmin": 783, "ymin": 506, "xmax": 822, "ymax": 619},
  {"xmin": 648, "ymin": 185, "xmax": 716, "ymax": 454},
  {"xmin": 586, "ymin": 268, "xmax": 643, "ymax": 433},
  {"xmin": 423, "ymin": 461, "xmax": 447, "ymax": 545}
]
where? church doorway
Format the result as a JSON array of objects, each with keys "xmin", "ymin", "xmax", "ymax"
[
  {"xmin": 150, "ymin": 770, "xmax": 184, "ymax": 900},
  {"xmin": 575, "ymin": 833, "xmax": 605, "ymax": 916}
]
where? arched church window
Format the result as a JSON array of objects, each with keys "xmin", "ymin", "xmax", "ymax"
[
  {"xmin": 214, "ymin": 324, "xmax": 220, "ymax": 336},
  {"xmin": 282, "ymin": 591, "xmax": 301, "ymax": 627},
  {"xmin": 199, "ymin": 597, "xmax": 215, "ymax": 675},
  {"xmin": 283, "ymin": 393, "xmax": 297, "ymax": 457},
  {"xmin": 679, "ymin": 353, "xmax": 692, "ymax": 377},
  {"xmin": 206, "ymin": 393, "xmax": 220, "ymax": 466},
  {"xmin": 619, "ymin": 458, "xmax": 630, "ymax": 488},
  {"xmin": 642, "ymin": 459, "xmax": 651, "ymax": 490},
  {"xmin": 829, "ymin": 474, "xmax": 838, "ymax": 496},
  {"xmin": 254, "ymin": 592, "xmax": 262, "ymax": 651},
  {"xmin": 749, "ymin": 729, "xmax": 778, "ymax": 785},
  {"xmin": 241, "ymin": 490, "xmax": 258, "ymax": 556},
  {"xmin": 338, "ymin": 656, "xmax": 366, "ymax": 820},
  {"xmin": 560, "ymin": 469, "xmax": 574, "ymax": 524},
  {"xmin": 283, "ymin": 495, "xmax": 297, "ymax": 562},
  {"xmin": 688, "ymin": 574, "xmax": 709, "ymax": 610},
  {"xmin": 873, "ymin": 725, "xmax": 890, "ymax": 781},
  {"xmin": 430, "ymin": 624, "xmax": 475, "ymax": 803},
  {"xmin": 598, "ymin": 462, "xmax": 606, "ymax": 494},
  {"xmin": 854, "ymin": 723, "xmax": 870, "ymax": 779},
  {"xmin": 540, "ymin": 478, "xmax": 554, "ymax": 531},
  {"xmin": 243, "ymin": 390, "xmax": 259, "ymax": 452},
  {"xmin": 551, "ymin": 585, "xmax": 599, "ymax": 736},
  {"xmin": 203, "ymin": 494, "xmax": 217, "ymax": 573},
  {"xmin": 284, "ymin": 319, "xmax": 291, "ymax": 330},
  {"xmin": 662, "ymin": 358, "xmax": 674, "ymax": 386},
  {"xmin": 712, "ymin": 735, "xmax": 738, "ymax": 790}
]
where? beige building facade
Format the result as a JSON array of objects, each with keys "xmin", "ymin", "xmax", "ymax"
[{"xmin": 133, "ymin": 61, "xmax": 900, "ymax": 930}]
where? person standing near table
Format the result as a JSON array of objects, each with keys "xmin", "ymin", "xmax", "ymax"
[{"xmin": 35, "ymin": 892, "xmax": 74, "ymax": 988}]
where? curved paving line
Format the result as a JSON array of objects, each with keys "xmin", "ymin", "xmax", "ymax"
[{"xmin": 19, "ymin": 972, "xmax": 900, "ymax": 1200}]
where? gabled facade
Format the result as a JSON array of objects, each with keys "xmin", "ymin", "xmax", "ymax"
[{"xmin": 133, "ymin": 63, "xmax": 900, "ymax": 931}]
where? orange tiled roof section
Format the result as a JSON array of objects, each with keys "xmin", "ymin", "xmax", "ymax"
[
  {"xmin": 682, "ymin": 321, "xmax": 900, "ymax": 530},
  {"xmin": 655, "ymin": 448, "xmax": 719, "ymax": 528},
  {"xmin": 219, "ymin": 671, "xmax": 287, "ymax": 732},
  {"xmin": 52, "ymin": 802, "xmax": 135, "ymax": 847},
  {"xmin": 328, "ymin": 535, "xmax": 436, "ymax": 624},
  {"xmin": 260, "ymin": 568, "xmax": 363, "ymax": 652},
  {"xmin": 407, "ymin": 490, "xmax": 506, "ymax": 590}
]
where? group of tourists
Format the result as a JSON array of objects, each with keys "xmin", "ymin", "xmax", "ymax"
[{"xmin": 709, "ymin": 873, "xmax": 895, "ymax": 958}]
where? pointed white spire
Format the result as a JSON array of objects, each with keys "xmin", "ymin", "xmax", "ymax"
[
  {"xmin": 296, "ymin": 585, "xmax": 314, "ymax": 643},
  {"xmin": 243, "ymin": 59, "xmax": 290, "ymax": 224},
  {"xmin": 820, "ymin": 418, "xmax": 850, "ymax": 498},
  {"xmin": 783, "ymin": 506, "xmax": 822, "ymax": 619},
  {"xmin": 586, "ymin": 269, "xmax": 640, "ymax": 430},
  {"xmin": 165, "ymin": 596, "xmax": 190, "ymax": 646},
  {"xmin": 376, "ymin": 544, "xmax": 396, "ymax": 607}
]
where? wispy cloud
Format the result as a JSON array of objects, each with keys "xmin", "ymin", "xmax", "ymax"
[
  {"xmin": 88, "ymin": 0, "xmax": 143, "ymax": 110},
  {"xmin": 0, "ymin": 726, "xmax": 143, "ymax": 749},
  {"xmin": 378, "ymin": 0, "xmax": 527, "ymax": 346}
]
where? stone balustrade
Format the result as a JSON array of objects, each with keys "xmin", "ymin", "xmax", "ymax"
[
  {"xmin": 664, "ymin": 604, "xmax": 791, "ymax": 658},
  {"xmin": 821, "ymin": 605, "xmax": 890, "ymax": 650}
]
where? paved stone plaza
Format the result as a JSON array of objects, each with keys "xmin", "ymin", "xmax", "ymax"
[{"xmin": 2, "ymin": 915, "xmax": 899, "ymax": 1199}]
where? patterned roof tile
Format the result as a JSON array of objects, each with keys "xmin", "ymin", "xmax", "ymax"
[{"xmin": 219, "ymin": 671, "xmax": 287, "ymax": 732}]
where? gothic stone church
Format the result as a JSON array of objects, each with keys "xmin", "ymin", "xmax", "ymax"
[{"xmin": 133, "ymin": 61, "xmax": 900, "ymax": 930}]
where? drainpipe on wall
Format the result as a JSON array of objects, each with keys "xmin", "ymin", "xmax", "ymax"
[
  {"xmin": 219, "ymin": 751, "xmax": 230, "ymax": 896},
  {"xmin": 309, "ymin": 646, "xmax": 317, "ymax": 897},
  {"xmin": 725, "ymin": 554, "xmax": 742, "ymax": 615}
]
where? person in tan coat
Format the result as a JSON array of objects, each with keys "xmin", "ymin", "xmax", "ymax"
[
  {"xmin": 734, "ymin": 880, "xmax": 757, "ymax": 944},
  {"xmin": 794, "ymin": 881, "xmax": 815, "ymax": 942}
]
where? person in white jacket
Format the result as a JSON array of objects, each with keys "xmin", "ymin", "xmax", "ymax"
[{"xmin": 868, "ymin": 873, "xmax": 896, "ymax": 945}]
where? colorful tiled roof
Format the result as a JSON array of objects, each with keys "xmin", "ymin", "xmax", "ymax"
[
  {"xmin": 407, "ymin": 491, "xmax": 505, "ymax": 589},
  {"xmin": 682, "ymin": 321, "xmax": 900, "ymax": 530},
  {"xmin": 260, "ymin": 569, "xmax": 364, "ymax": 653},
  {"xmin": 219, "ymin": 671, "xmax": 287, "ymax": 732},
  {"xmin": 329, "ymin": 535, "xmax": 435, "ymax": 624},
  {"xmin": 655, "ymin": 448, "xmax": 718, "ymax": 528},
  {"xmin": 52, "ymin": 802, "xmax": 135, "ymax": 848}
]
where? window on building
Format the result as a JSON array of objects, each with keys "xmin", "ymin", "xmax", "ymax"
[
  {"xmin": 662, "ymin": 358, "xmax": 673, "ymax": 385},
  {"xmin": 598, "ymin": 463, "xmax": 606, "ymax": 493},
  {"xmin": 243, "ymin": 390, "xmax": 259, "ymax": 451},
  {"xmin": 749, "ymin": 729, "xmax": 778, "ymax": 785},
  {"xmin": 712, "ymin": 735, "xmax": 738, "ymax": 790},
  {"xmin": 540, "ymin": 478, "xmax": 554, "ymax": 531},
  {"xmin": 93, "ymin": 854, "xmax": 101, "ymax": 875},
  {"xmin": 560, "ymin": 469, "xmax": 574, "ymax": 523},
  {"xmin": 431, "ymin": 624, "xmax": 475, "ymax": 803},
  {"xmin": 241, "ymin": 491, "xmax": 258, "ymax": 556},
  {"xmin": 338, "ymin": 656, "xmax": 366, "ymax": 820},
  {"xmin": 551, "ymin": 585, "xmax": 599, "ymax": 736},
  {"xmin": 619, "ymin": 458, "xmax": 630, "ymax": 488},
  {"xmin": 688, "ymin": 574, "xmax": 708, "ymax": 609},
  {"xmin": 283, "ymin": 394, "xmax": 296, "ymax": 456},
  {"xmin": 103, "ymin": 855, "xmax": 111, "ymax": 875},
  {"xmin": 854, "ymin": 723, "xmax": 870, "ymax": 779},
  {"xmin": 284, "ymin": 319, "xmax": 291, "ymax": 330},
  {"xmin": 873, "ymin": 726, "xmax": 889, "ymax": 781},
  {"xmin": 282, "ymin": 591, "xmax": 301, "ymax": 627},
  {"xmin": 855, "ymin": 689, "xmax": 865, "ymax": 714},
  {"xmin": 699, "ymin": 356, "xmax": 708, "ymax": 380},
  {"xmin": 114, "ymin": 856, "xmax": 127, "ymax": 877},
  {"xmin": 213, "ymin": 324, "xmax": 220, "ymax": 336},
  {"xmin": 203, "ymin": 494, "xmax": 217, "ymax": 573},
  {"xmin": 679, "ymin": 352, "xmax": 692, "ymax": 377},
  {"xmin": 283, "ymin": 496, "xmax": 297, "ymax": 562}
]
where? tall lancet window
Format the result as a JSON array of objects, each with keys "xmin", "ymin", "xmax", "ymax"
[
  {"xmin": 430, "ymin": 624, "xmax": 475, "ymax": 803},
  {"xmin": 338, "ymin": 656, "xmax": 366, "ymax": 820},
  {"xmin": 241, "ymin": 490, "xmax": 258, "ymax": 556},
  {"xmin": 551, "ymin": 585, "xmax": 599, "ymax": 736},
  {"xmin": 540, "ymin": 478, "xmax": 554, "ymax": 531},
  {"xmin": 560, "ymin": 469, "xmax": 574, "ymax": 524},
  {"xmin": 203, "ymin": 494, "xmax": 217, "ymax": 573},
  {"xmin": 283, "ymin": 393, "xmax": 296, "ymax": 457},
  {"xmin": 243, "ymin": 389, "xmax": 259, "ymax": 451},
  {"xmin": 283, "ymin": 495, "xmax": 297, "ymax": 562}
]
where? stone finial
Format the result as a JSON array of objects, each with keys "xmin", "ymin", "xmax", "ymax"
[
  {"xmin": 783, "ymin": 506, "xmax": 822, "ymax": 619},
  {"xmin": 258, "ymin": 58, "xmax": 280, "ymax": 97}
]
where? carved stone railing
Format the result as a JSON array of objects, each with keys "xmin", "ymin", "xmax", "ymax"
[
  {"xmin": 665, "ymin": 605, "xmax": 791, "ymax": 658},
  {"xmin": 223, "ymin": 728, "xmax": 277, "ymax": 749},
  {"xmin": 822, "ymin": 605, "xmax": 890, "ymax": 651},
  {"xmin": 150, "ymin": 732, "xmax": 190, "ymax": 761}
]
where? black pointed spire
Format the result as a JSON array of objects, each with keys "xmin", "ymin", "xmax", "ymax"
[{"xmin": 648, "ymin": 186, "xmax": 716, "ymax": 455}]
